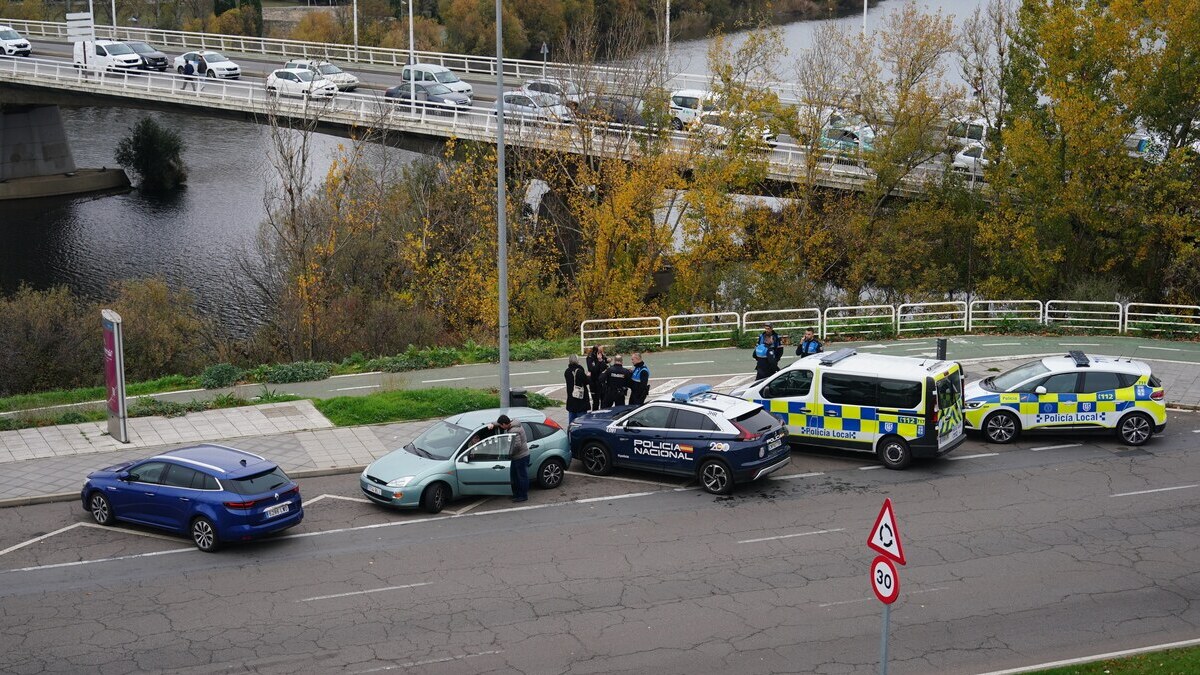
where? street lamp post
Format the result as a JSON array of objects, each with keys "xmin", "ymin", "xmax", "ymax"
[
  {"xmin": 352, "ymin": 0, "xmax": 358, "ymax": 58},
  {"xmin": 111, "ymin": 0, "xmax": 117, "ymax": 27},
  {"xmin": 495, "ymin": 0, "xmax": 510, "ymax": 407},
  {"xmin": 409, "ymin": 0, "xmax": 416, "ymax": 112},
  {"xmin": 863, "ymin": 0, "xmax": 867, "ymax": 35},
  {"xmin": 665, "ymin": 0, "xmax": 670, "ymax": 64}
]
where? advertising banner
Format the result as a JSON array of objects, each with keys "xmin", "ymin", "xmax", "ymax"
[{"xmin": 101, "ymin": 309, "xmax": 129, "ymax": 443}]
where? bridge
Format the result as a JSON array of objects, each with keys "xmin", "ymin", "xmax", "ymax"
[{"xmin": 0, "ymin": 19, "xmax": 967, "ymax": 197}]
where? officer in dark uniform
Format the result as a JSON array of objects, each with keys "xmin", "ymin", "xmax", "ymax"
[
  {"xmin": 601, "ymin": 355, "xmax": 631, "ymax": 407},
  {"xmin": 629, "ymin": 353, "xmax": 650, "ymax": 405}
]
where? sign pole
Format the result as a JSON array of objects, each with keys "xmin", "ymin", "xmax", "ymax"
[
  {"xmin": 879, "ymin": 602, "xmax": 890, "ymax": 675},
  {"xmin": 101, "ymin": 309, "xmax": 129, "ymax": 443}
]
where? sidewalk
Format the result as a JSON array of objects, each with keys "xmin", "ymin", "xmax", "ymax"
[{"xmin": 0, "ymin": 355, "xmax": 1196, "ymax": 506}]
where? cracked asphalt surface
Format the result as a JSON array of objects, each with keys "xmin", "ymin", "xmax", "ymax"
[{"xmin": 2, "ymin": 413, "xmax": 1198, "ymax": 674}]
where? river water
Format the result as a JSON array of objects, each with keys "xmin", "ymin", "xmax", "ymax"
[{"xmin": 0, "ymin": 0, "xmax": 986, "ymax": 335}]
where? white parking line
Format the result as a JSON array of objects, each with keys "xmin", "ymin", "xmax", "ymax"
[
  {"xmin": 650, "ymin": 378, "xmax": 690, "ymax": 394},
  {"xmin": 1192, "ymin": 429, "xmax": 1200, "ymax": 433},
  {"xmin": 948, "ymin": 453, "xmax": 999, "ymax": 461},
  {"xmin": 775, "ymin": 472, "xmax": 824, "ymax": 481},
  {"xmin": 306, "ymin": 494, "xmax": 371, "ymax": 505},
  {"xmin": 670, "ymin": 360, "xmax": 714, "ymax": 366},
  {"xmin": 535, "ymin": 386, "xmax": 561, "ymax": 396},
  {"xmin": 335, "ymin": 384, "xmax": 380, "ymax": 391},
  {"xmin": 448, "ymin": 498, "xmax": 490, "ymax": 515},
  {"xmin": 974, "ymin": 637, "xmax": 1200, "ymax": 675},
  {"xmin": 1030, "ymin": 443, "xmax": 1082, "ymax": 452},
  {"xmin": 421, "ymin": 376, "xmax": 465, "ymax": 383},
  {"xmin": 512, "ymin": 370, "xmax": 549, "ymax": 377},
  {"xmin": 352, "ymin": 650, "xmax": 504, "ymax": 674},
  {"xmin": 1111, "ymin": 484, "xmax": 1197, "ymax": 498},
  {"xmin": 0, "ymin": 522, "xmax": 85, "ymax": 557},
  {"xmin": 1058, "ymin": 343, "xmax": 1101, "ymax": 346},
  {"xmin": 738, "ymin": 528, "xmax": 844, "ymax": 544},
  {"xmin": 1138, "ymin": 346, "xmax": 1182, "ymax": 352},
  {"xmin": 859, "ymin": 465, "xmax": 884, "ymax": 471},
  {"xmin": 4, "ymin": 547, "xmax": 194, "ymax": 572},
  {"xmin": 297, "ymin": 582, "xmax": 432, "ymax": 603}
]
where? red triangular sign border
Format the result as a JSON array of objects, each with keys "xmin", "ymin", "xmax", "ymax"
[{"xmin": 867, "ymin": 497, "xmax": 906, "ymax": 565}]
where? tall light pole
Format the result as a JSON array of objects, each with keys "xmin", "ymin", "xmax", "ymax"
[
  {"xmin": 408, "ymin": 0, "xmax": 416, "ymax": 111},
  {"xmin": 352, "ymin": 0, "xmax": 358, "ymax": 58},
  {"xmin": 665, "ymin": 0, "xmax": 670, "ymax": 64},
  {"xmin": 111, "ymin": 0, "xmax": 117, "ymax": 27},
  {"xmin": 495, "ymin": 0, "xmax": 510, "ymax": 407},
  {"xmin": 863, "ymin": 0, "xmax": 867, "ymax": 35}
]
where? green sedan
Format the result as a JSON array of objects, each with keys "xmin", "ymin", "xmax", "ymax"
[{"xmin": 359, "ymin": 408, "xmax": 570, "ymax": 513}]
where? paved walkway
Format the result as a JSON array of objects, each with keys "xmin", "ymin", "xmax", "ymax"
[{"xmin": 1, "ymin": 352, "xmax": 1197, "ymax": 506}]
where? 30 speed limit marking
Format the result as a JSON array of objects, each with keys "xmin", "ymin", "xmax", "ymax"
[{"xmin": 870, "ymin": 555, "xmax": 900, "ymax": 605}]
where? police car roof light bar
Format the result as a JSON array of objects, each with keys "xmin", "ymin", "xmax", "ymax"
[
  {"xmin": 819, "ymin": 348, "xmax": 857, "ymax": 367},
  {"xmin": 1068, "ymin": 350, "xmax": 1090, "ymax": 367},
  {"xmin": 672, "ymin": 383, "xmax": 713, "ymax": 402}
]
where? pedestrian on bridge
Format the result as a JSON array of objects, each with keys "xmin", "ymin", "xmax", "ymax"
[
  {"xmin": 196, "ymin": 56, "xmax": 208, "ymax": 90},
  {"xmin": 179, "ymin": 60, "xmax": 196, "ymax": 91}
]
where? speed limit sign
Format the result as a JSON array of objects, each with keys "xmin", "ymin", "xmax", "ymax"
[{"xmin": 870, "ymin": 555, "xmax": 900, "ymax": 604}]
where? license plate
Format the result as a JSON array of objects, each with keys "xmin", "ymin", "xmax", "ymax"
[
  {"xmin": 768, "ymin": 438, "xmax": 783, "ymax": 451},
  {"xmin": 265, "ymin": 503, "xmax": 290, "ymax": 518},
  {"xmin": 365, "ymin": 484, "xmax": 383, "ymax": 496}
]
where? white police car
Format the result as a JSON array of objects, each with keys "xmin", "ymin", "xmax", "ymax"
[
  {"xmin": 964, "ymin": 351, "xmax": 1166, "ymax": 445},
  {"xmin": 569, "ymin": 384, "xmax": 789, "ymax": 495}
]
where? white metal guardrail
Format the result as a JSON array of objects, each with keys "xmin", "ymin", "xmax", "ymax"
[
  {"xmin": 579, "ymin": 317, "xmax": 663, "ymax": 352},
  {"xmin": 584, "ymin": 300, "xmax": 1200, "ymax": 348},
  {"xmin": 896, "ymin": 301, "xmax": 967, "ymax": 334},
  {"xmin": 1124, "ymin": 303, "xmax": 1200, "ymax": 334},
  {"xmin": 742, "ymin": 308, "xmax": 821, "ymax": 340},
  {"xmin": 1044, "ymin": 300, "xmax": 1123, "ymax": 332},
  {"xmin": 967, "ymin": 300, "xmax": 1044, "ymax": 331},
  {"xmin": 665, "ymin": 312, "xmax": 740, "ymax": 346},
  {"xmin": 823, "ymin": 305, "xmax": 896, "ymax": 338}
]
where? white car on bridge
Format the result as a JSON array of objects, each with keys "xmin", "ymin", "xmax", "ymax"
[
  {"xmin": 0, "ymin": 25, "xmax": 31, "ymax": 56},
  {"xmin": 265, "ymin": 68, "xmax": 337, "ymax": 99},
  {"xmin": 174, "ymin": 50, "xmax": 241, "ymax": 79}
]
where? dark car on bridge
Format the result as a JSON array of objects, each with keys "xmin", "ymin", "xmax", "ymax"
[
  {"xmin": 569, "ymin": 384, "xmax": 789, "ymax": 495},
  {"xmin": 80, "ymin": 444, "xmax": 303, "ymax": 552},
  {"xmin": 125, "ymin": 41, "xmax": 169, "ymax": 71},
  {"xmin": 385, "ymin": 81, "xmax": 472, "ymax": 114}
]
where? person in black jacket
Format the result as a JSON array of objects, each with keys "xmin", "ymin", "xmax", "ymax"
[
  {"xmin": 601, "ymin": 355, "xmax": 631, "ymax": 407},
  {"xmin": 586, "ymin": 345, "xmax": 608, "ymax": 410},
  {"xmin": 565, "ymin": 354, "xmax": 590, "ymax": 426}
]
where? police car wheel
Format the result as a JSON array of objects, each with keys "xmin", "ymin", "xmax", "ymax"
[
  {"xmin": 699, "ymin": 460, "xmax": 733, "ymax": 495},
  {"xmin": 537, "ymin": 458, "xmax": 565, "ymax": 489},
  {"xmin": 877, "ymin": 437, "xmax": 912, "ymax": 470},
  {"xmin": 1118, "ymin": 412, "xmax": 1153, "ymax": 446},
  {"xmin": 984, "ymin": 411, "xmax": 1019, "ymax": 444},
  {"xmin": 420, "ymin": 482, "xmax": 449, "ymax": 514},
  {"xmin": 581, "ymin": 442, "xmax": 612, "ymax": 476}
]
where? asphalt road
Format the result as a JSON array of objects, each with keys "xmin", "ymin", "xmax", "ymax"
[{"xmin": 2, "ymin": 411, "xmax": 1199, "ymax": 674}]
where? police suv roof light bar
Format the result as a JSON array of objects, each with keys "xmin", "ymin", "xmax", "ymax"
[
  {"xmin": 819, "ymin": 348, "xmax": 857, "ymax": 367},
  {"xmin": 672, "ymin": 383, "xmax": 713, "ymax": 402},
  {"xmin": 1068, "ymin": 350, "xmax": 1090, "ymax": 367}
]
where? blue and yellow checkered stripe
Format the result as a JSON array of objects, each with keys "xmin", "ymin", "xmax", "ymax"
[
  {"xmin": 965, "ymin": 380, "xmax": 1166, "ymax": 427},
  {"xmin": 755, "ymin": 400, "xmax": 926, "ymax": 441}
]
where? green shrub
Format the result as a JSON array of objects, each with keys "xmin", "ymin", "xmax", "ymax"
[
  {"xmin": 129, "ymin": 397, "xmax": 206, "ymax": 418},
  {"xmin": 0, "ymin": 417, "xmax": 15, "ymax": 431},
  {"xmin": 614, "ymin": 337, "xmax": 658, "ymax": 354},
  {"xmin": 211, "ymin": 392, "xmax": 248, "ymax": 408},
  {"xmin": 54, "ymin": 411, "xmax": 88, "ymax": 425},
  {"xmin": 511, "ymin": 339, "xmax": 559, "ymax": 361},
  {"xmin": 264, "ymin": 361, "xmax": 334, "ymax": 384},
  {"xmin": 200, "ymin": 363, "xmax": 243, "ymax": 389},
  {"xmin": 114, "ymin": 117, "xmax": 187, "ymax": 192},
  {"xmin": 243, "ymin": 364, "xmax": 270, "ymax": 383},
  {"xmin": 460, "ymin": 340, "xmax": 500, "ymax": 362}
]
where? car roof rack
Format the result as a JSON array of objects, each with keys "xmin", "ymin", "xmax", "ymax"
[
  {"xmin": 819, "ymin": 348, "xmax": 857, "ymax": 367},
  {"xmin": 672, "ymin": 383, "xmax": 713, "ymax": 402},
  {"xmin": 1067, "ymin": 350, "xmax": 1090, "ymax": 367}
]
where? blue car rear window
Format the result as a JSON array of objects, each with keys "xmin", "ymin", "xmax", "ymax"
[{"xmin": 227, "ymin": 467, "xmax": 290, "ymax": 495}]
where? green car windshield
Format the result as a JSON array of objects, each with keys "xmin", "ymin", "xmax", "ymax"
[{"xmin": 410, "ymin": 421, "xmax": 472, "ymax": 460}]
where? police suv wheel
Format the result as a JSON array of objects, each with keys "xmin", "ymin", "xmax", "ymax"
[
  {"xmin": 421, "ymin": 482, "xmax": 449, "ymax": 513},
  {"xmin": 89, "ymin": 492, "xmax": 115, "ymax": 526},
  {"xmin": 699, "ymin": 460, "xmax": 733, "ymax": 495},
  {"xmin": 1118, "ymin": 412, "xmax": 1153, "ymax": 446},
  {"xmin": 581, "ymin": 443, "xmax": 612, "ymax": 476},
  {"xmin": 877, "ymin": 437, "xmax": 912, "ymax": 470},
  {"xmin": 537, "ymin": 458, "xmax": 565, "ymax": 489},
  {"xmin": 984, "ymin": 411, "xmax": 1020, "ymax": 444}
]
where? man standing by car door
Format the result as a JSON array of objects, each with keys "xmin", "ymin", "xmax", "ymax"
[{"xmin": 491, "ymin": 415, "xmax": 530, "ymax": 503}]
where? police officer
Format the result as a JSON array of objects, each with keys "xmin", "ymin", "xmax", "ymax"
[
  {"xmin": 601, "ymin": 355, "xmax": 631, "ymax": 407},
  {"xmin": 629, "ymin": 353, "xmax": 650, "ymax": 405},
  {"xmin": 797, "ymin": 327, "xmax": 823, "ymax": 356},
  {"xmin": 586, "ymin": 345, "xmax": 608, "ymax": 411}
]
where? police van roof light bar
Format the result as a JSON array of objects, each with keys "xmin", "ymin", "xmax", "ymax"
[
  {"xmin": 819, "ymin": 348, "xmax": 857, "ymax": 367},
  {"xmin": 672, "ymin": 383, "xmax": 713, "ymax": 402},
  {"xmin": 1068, "ymin": 350, "xmax": 1090, "ymax": 367}
]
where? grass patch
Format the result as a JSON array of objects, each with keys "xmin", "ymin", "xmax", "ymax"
[
  {"xmin": 0, "ymin": 375, "xmax": 198, "ymax": 413},
  {"xmin": 313, "ymin": 387, "xmax": 557, "ymax": 427},
  {"xmin": 1031, "ymin": 645, "xmax": 1200, "ymax": 674}
]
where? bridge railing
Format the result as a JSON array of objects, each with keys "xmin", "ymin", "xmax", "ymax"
[
  {"xmin": 897, "ymin": 301, "xmax": 967, "ymax": 334},
  {"xmin": 1124, "ymin": 303, "xmax": 1200, "ymax": 335},
  {"xmin": 823, "ymin": 305, "xmax": 896, "ymax": 339},
  {"xmin": 665, "ymin": 312, "xmax": 740, "ymax": 346},
  {"xmin": 580, "ymin": 317, "xmax": 663, "ymax": 353},
  {"xmin": 742, "ymin": 308, "xmax": 821, "ymax": 342},
  {"xmin": 1044, "ymin": 300, "xmax": 1123, "ymax": 333}
]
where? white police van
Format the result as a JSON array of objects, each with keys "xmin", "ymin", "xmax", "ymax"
[{"xmin": 734, "ymin": 349, "xmax": 966, "ymax": 469}]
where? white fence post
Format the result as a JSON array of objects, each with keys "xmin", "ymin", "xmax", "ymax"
[
  {"xmin": 1123, "ymin": 303, "xmax": 1200, "ymax": 335},
  {"xmin": 579, "ymin": 317, "xmax": 663, "ymax": 353},
  {"xmin": 896, "ymin": 301, "xmax": 968, "ymax": 334},
  {"xmin": 664, "ymin": 312, "xmax": 741, "ymax": 346},
  {"xmin": 742, "ymin": 308, "xmax": 821, "ymax": 343}
]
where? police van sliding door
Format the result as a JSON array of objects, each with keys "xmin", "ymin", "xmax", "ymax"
[{"xmin": 758, "ymin": 370, "xmax": 815, "ymax": 437}]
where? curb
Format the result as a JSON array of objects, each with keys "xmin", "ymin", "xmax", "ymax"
[{"xmin": 0, "ymin": 464, "xmax": 368, "ymax": 509}]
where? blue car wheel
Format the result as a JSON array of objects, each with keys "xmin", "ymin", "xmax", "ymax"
[
  {"xmin": 89, "ymin": 492, "xmax": 115, "ymax": 526},
  {"xmin": 191, "ymin": 516, "xmax": 220, "ymax": 553}
]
